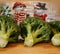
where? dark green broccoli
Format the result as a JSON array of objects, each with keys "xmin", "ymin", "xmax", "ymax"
[
  {"xmin": 48, "ymin": 21, "xmax": 60, "ymax": 39},
  {"xmin": 0, "ymin": 15, "xmax": 19, "ymax": 48},
  {"xmin": 20, "ymin": 17, "xmax": 51, "ymax": 47},
  {"xmin": 49, "ymin": 21, "xmax": 60, "ymax": 32},
  {"xmin": 48, "ymin": 21, "xmax": 60, "ymax": 46}
]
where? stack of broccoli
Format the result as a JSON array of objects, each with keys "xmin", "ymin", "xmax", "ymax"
[
  {"xmin": 20, "ymin": 17, "xmax": 60, "ymax": 47},
  {"xmin": 0, "ymin": 15, "xmax": 60, "ymax": 48}
]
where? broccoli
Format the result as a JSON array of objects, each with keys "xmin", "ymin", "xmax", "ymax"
[
  {"xmin": 48, "ymin": 21, "xmax": 60, "ymax": 39},
  {"xmin": 48, "ymin": 21, "xmax": 60, "ymax": 46},
  {"xmin": 0, "ymin": 15, "xmax": 19, "ymax": 48},
  {"xmin": 48, "ymin": 21, "xmax": 60, "ymax": 32},
  {"xmin": 20, "ymin": 17, "xmax": 51, "ymax": 47},
  {"xmin": 51, "ymin": 33, "xmax": 60, "ymax": 46}
]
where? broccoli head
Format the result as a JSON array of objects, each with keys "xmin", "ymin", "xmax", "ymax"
[
  {"xmin": 20, "ymin": 17, "xmax": 51, "ymax": 47},
  {"xmin": 49, "ymin": 21, "xmax": 60, "ymax": 32},
  {"xmin": 48, "ymin": 21, "xmax": 60, "ymax": 39},
  {"xmin": 48, "ymin": 21, "xmax": 60, "ymax": 46},
  {"xmin": 0, "ymin": 15, "xmax": 19, "ymax": 48}
]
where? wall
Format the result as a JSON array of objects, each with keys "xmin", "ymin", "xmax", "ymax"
[{"xmin": 0, "ymin": 0, "xmax": 60, "ymax": 14}]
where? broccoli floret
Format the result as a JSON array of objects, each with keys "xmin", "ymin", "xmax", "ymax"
[
  {"xmin": 48, "ymin": 21, "xmax": 60, "ymax": 39},
  {"xmin": 0, "ymin": 15, "xmax": 19, "ymax": 48},
  {"xmin": 48, "ymin": 21, "xmax": 60, "ymax": 32},
  {"xmin": 51, "ymin": 33, "xmax": 60, "ymax": 46},
  {"xmin": 20, "ymin": 17, "xmax": 51, "ymax": 47}
]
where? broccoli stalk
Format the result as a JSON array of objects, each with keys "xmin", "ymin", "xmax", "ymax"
[
  {"xmin": 0, "ymin": 15, "xmax": 18, "ymax": 48},
  {"xmin": 20, "ymin": 17, "xmax": 51, "ymax": 47},
  {"xmin": 51, "ymin": 33, "xmax": 60, "ymax": 46}
]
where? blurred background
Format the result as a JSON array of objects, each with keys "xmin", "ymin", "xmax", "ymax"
[
  {"xmin": 0, "ymin": 0, "xmax": 60, "ymax": 14},
  {"xmin": 0, "ymin": 0, "xmax": 60, "ymax": 21}
]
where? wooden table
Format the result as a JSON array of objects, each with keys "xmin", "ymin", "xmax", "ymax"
[{"xmin": 0, "ymin": 43, "xmax": 60, "ymax": 54}]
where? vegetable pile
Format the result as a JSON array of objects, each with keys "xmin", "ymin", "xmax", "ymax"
[{"xmin": 0, "ymin": 15, "xmax": 60, "ymax": 48}]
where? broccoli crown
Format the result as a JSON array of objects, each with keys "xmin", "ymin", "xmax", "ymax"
[
  {"xmin": 49, "ymin": 21, "xmax": 60, "ymax": 32},
  {"xmin": 20, "ymin": 17, "xmax": 51, "ymax": 46},
  {"xmin": 0, "ymin": 15, "xmax": 19, "ymax": 48}
]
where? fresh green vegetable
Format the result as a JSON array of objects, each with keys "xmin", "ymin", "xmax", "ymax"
[
  {"xmin": 48, "ymin": 21, "xmax": 60, "ymax": 32},
  {"xmin": 0, "ymin": 15, "xmax": 19, "ymax": 48},
  {"xmin": 51, "ymin": 33, "xmax": 60, "ymax": 46},
  {"xmin": 20, "ymin": 17, "xmax": 51, "ymax": 47},
  {"xmin": 51, "ymin": 28, "xmax": 59, "ymax": 34},
  {"xmin": 48, "ymin": 21, "xmax": 60, "ymax": 39},
  {"xmin": 49, "ymin": 21, "xmax": 60, "ymax": 46}
]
